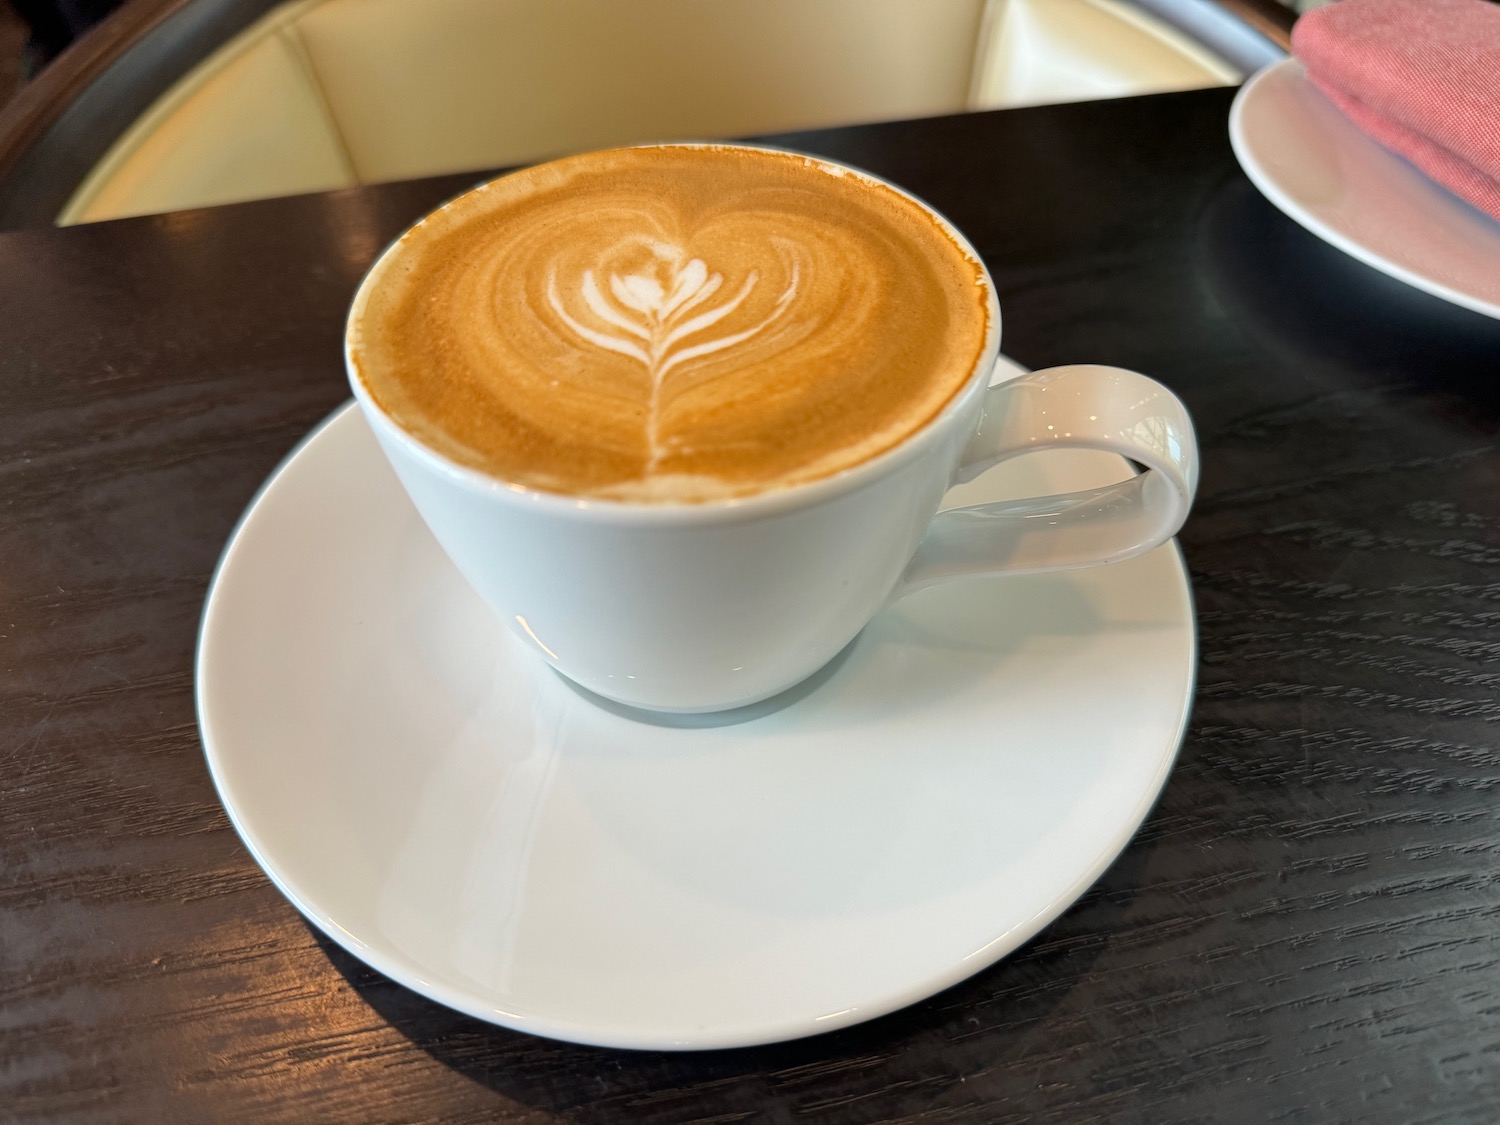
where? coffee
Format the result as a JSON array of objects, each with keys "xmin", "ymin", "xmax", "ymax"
[{"xmin": 350, "ymin": 145, "xmax": 991, "ymax": 502}]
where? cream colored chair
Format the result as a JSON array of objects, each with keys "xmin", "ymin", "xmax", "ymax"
[{"xmin": 56, "ymin": 0, "xmax": 1275, "ymax": 226}]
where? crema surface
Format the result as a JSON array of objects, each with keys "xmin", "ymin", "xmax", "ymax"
[{"xmin": 351, "ymin": 146, "xmax": 991, "ymax": 502}]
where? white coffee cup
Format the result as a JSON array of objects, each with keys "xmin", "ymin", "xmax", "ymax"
[{"xmin": 347, "ymin": 150, "xmax": 1197, "ymax": 713}]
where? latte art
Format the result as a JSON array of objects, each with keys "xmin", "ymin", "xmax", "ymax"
[
  {"xmin": 546, "ymin": 237, "xmax": 802, "ymax": 471},
  {"xmin": 351, "ymin": 146, "xmax": 991, "ymax": 501},
  {"xmin": 549, "ymin": 241, "xmax": 799, "ymax": 381}
]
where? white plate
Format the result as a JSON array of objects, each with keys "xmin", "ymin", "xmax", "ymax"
[
  {"xmin": 196, "ymin": 361, "xmax": 1196, "ymax": 1050},
  {"xmin": 1230, "ymin": 58, "xmax": 1500, "ymax": 320}
]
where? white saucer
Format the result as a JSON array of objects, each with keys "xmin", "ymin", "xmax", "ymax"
[
  {"xmin": 196, "ymin": 360, "xmax": 1196, "ymax": 1050},
  {"xmin": 1230, "ymin": 59, "xmax": 1500, "ymax": 321}
]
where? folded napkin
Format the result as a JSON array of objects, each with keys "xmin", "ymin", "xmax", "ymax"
[{"xmin": 1292, "ymin": 0, "xmax": 1500, "ymax": 220}]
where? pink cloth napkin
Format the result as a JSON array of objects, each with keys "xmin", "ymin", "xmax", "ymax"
[{"xmin": 1292, "ymin": 0, "xmax": 1500, "ymax": 220}]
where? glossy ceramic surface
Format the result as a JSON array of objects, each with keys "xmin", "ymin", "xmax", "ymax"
[
  {"xmin": 196, "ymin": 362, "xmax": 1196, "ymax": 1050},
  {"xmin": 1230, "ymin": 59, "xmax": 1500, "ymax": 321},
  {"xmin": 346, "ymin": 151, "xmax": 1197, "ymax": 712}
]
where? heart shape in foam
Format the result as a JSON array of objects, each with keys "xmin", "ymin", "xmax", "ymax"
[
  {"xmin": 536, "ymin": 212, "xmax": 849, "ymax": 470},
  {"xmin": 542, "ymin": 218, "xmax": 822, "ymax": 363}
]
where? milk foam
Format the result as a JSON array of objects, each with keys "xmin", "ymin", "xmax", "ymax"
[
  {"xmin": 351, "ymin": 146, "xmax": 991, "ymax": 502},
  {"xmin": 546, "ymin": 237, "xmax": 801, "ymax": 473}
]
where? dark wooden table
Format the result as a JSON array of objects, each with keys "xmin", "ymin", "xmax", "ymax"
[{"xmin": 5, "ymin": 86, "xmax": 1500, "ymax": 1122}]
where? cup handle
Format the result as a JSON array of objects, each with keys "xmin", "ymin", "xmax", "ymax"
[{"xmin": 894, "ymin": 364, "xmax": 1198, "ymax": 599}]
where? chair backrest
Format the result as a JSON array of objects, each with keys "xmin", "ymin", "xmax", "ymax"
[{"xmin": 0, "ymin": 0, "xmax": 1290, "ymax": 227}]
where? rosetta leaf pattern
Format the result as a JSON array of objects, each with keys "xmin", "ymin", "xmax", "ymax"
[{"xmin": 548, "ymin": 239, "xmax": 798, "ymax": 470}]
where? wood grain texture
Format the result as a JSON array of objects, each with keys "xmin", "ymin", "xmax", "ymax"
[{"xmin": 3, "ymin": 88, "xmax": 1500, "ymax": 1122}]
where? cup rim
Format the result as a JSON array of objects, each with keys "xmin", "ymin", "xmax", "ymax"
[{"xmin": 345, "ymin": 141, "xmax": 1002, "ymax": 526}]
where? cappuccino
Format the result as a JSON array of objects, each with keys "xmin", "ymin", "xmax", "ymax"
[{"xmin": 350, "ymin": 145, "xmax": 991, "ymax": 502}]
